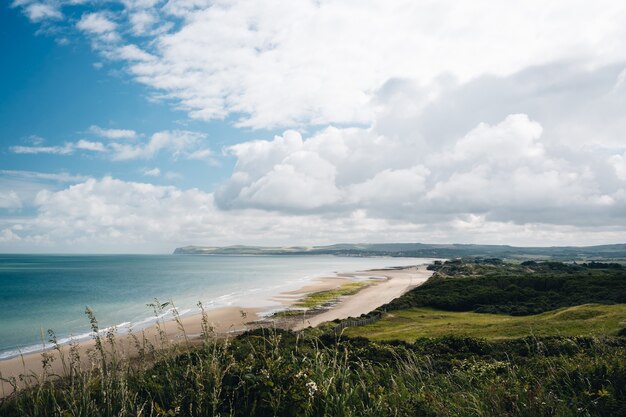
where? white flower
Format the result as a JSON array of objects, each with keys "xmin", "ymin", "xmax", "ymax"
[{"xmin": 306, "ymin": 381, "xmax": 318, "ymax": 397}]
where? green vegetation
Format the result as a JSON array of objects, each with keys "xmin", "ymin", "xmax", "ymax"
[
  {"xmin": 293, "ymin": 281, "xmax": 372, "ymax": 308},
  {"xmin": 2, "ymin": 322, "xmax": 626, "ymax": 416},
  {"xmin": 273, "ymin": 281, "xmax": 372, "ymax": 317},
  {"xmin": 345, "ymin": 304, "xmax": 626, "ymax": 341},
  {"xmin": 387, "ymin": 260, "xmax": 626, "ymax": 315},
  {"xmin": 2, "ymin": 260, "xmax": 626, "ymax": 416}
]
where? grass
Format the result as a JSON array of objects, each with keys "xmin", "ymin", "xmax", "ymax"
[
  {"xmin": 345, "ymin": 304, "xmax": 626, "ymax": 342},
  {"xmin": 294, "ymin": 281, "xmax": 373, "ymax": 309},
  {"xmin": 386, "ymin": 260, "xmax": 626, "ymax": 315},
  {"xmin": 2, "ymin": 320, "xmax": 626, "ymax": 416},
  {"xmin": 272, "ymin": 281, "xmax": 373, "ymax": 317}
]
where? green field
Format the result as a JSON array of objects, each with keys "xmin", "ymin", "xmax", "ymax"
[{"xmin": 345, "ymin": 303, "xmax": 626, "ymax": 341}]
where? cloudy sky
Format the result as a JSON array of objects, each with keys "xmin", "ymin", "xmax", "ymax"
[{"xmin": 2, "ymin": 0, "xmax": 626, "ymax": 253}]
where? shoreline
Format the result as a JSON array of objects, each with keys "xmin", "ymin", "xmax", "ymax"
[{"xmin": 0, "ymin": 262, "xmax": 434, "ymax": 398}]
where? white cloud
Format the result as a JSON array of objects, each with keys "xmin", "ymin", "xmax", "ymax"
[
  {"xmin": 0, "ymin": 170, "xmax": 90, "ymax": 215},
  {"xmin": 76, "ymin": 12, "xmax": 120, "ymax": 44},
  {"xmin": 12, "ymin": 1, "xmax": 626, "ymax": 130},
  {"xmin": 89, "ymin": 125, "xmax": 138, "ymax": 140},
  {"xmin": 186, "ymin": 148, "xmax": 212, "ymax": 160},
  {"xmin": 77, "ymin": 12, "xmax": 117, "ymax": 34},
  {"xmin": 103, "ymin": 1, "xmax": 626, "ymax": 128},
  {"xmin": 216, "ymin": 112, "xmax": 626, "ymax": 227},
  {"xmin": 75, "ymin": 139, "xmax": 106, "ymax": 152},
  {"xmin": 347, "ymin": 166, "xmax": 429, "ymax": 204},
  {"xmin": 128, "ymin": 11, "xmax": 158, "ymax": 35},
  {"xmin": 115, "ymin": 44, "xmax": 155, "ymax": 62},
  {"xmin": 0, "ymin": 191, "xmax": 22, "ymax": 209},
  {"xmin": 10, "ymin": 144, "xmax": 74, "ymax": 155},
  {"xmin": 121, "ymin": 0, "xmax": 159, "ymax": 9},
  {"xmin": 142, "ymin": 167, "xmax": 161, "ymax": 177},
  {"xmin": 26, "ymin": 135, "xmax": 45, "ymax": 145},
  {"xmin": 9, "ymin": 1, "xmax": 626, "ymax": 250},
  {"xmin": 23, "ymin": 3, "xmax": 62, "ymax": 22},
  {"xmin": 110, "ymin": 130, "xmax": 208, "ymax": 160},
  {"xmin": 10, "ymin": 140, "xmax": 105, "ymax": 155},
  {"xmin": 610, "ymin": 153, "xmax": 626, "ymax": 181},
  {"xmin": 9, "ymin": 128, "xmax": 210, "ymax": 162},
  {"xmin": 1, "ymin": 175, "xmax": 623, "ymax": 253},
  {"xmin": 0, "ymin": 170, "xmax": 89, "ymax": 183},
  {"xmin": 0, "ymin": 229, "xmax": 21, "ymax": 243}
]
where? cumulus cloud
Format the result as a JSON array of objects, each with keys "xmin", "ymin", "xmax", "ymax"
[
  {"xmin": 1, "ymin": 175, "xmax": 624, "ymax": 253},
  {"xmin": 0, "ymin": 191, "xmax": 22, "ymax": 209},
  {"xmin": 0, "ymin": 170, "xmax": 90, "ymax": 217},
  {"xmin": 216, "ymin": 112, "xmax": 626, "ymax": 228}
]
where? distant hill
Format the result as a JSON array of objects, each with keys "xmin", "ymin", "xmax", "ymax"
[{"xmin": 173, "ymin": 243, "xmax": 626, "ymax": 261}]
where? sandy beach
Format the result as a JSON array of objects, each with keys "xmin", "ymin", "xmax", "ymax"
[{"xmin": 0, "ymin": 263, "xmax": 433, "ymax": 398}]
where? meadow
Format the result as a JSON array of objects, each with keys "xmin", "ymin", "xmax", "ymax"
[{"xmin": 344, "ymin": 304, "xmax": 626, "ymax": 341}]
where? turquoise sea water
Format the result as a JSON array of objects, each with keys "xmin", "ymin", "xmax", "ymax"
[{"xmin": 0, "ymin": 254, "xmax": 430, "ymax": 359}]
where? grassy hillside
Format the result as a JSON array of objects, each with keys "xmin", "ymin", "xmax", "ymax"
[
  {"xmin": 2, "ymin": 324, "xmax": 626, "ymax": 416},
  {"xmin": 345, "ymin": 304, "xmax": 626, "ymax": 342}
]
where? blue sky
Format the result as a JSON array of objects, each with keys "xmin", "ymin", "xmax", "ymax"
[
  {"xmin": 2, "ymin": 1, "xmax": 626, "ymax": 253},
  {"xmin": 1, "ymin": 5, "xmax": 271, "ymax": 191}
]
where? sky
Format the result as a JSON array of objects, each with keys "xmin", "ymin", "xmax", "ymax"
[{"xmin": 1, "ymin": 0, "xmax": 626, "ymax": 253}]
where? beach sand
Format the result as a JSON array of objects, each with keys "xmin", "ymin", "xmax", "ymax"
[{"xmin": 0, "ymin": 263, "xmax": 433, "ymax": 398}]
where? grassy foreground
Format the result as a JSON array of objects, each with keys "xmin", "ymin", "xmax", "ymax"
[
  {"xmin": 345, "ymin": 304, "xmax": 626, "ymax": 342},
  {"xmin": 1, "ymin": 323, "xmax": 626, "ymax": 416}
]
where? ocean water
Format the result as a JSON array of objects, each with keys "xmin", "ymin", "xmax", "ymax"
[{"xmin": 0, "ymin": 254, "xmax": 431, "ymax": 359}]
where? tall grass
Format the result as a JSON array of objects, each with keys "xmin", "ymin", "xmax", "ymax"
[{"xmin": 1, "ymin": 308, "xmax": 625, "ymax": 416}]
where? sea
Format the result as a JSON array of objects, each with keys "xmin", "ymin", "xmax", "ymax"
[{"xmin": 0, "ymin": 254, "xmax": 432, "ymax": 360}]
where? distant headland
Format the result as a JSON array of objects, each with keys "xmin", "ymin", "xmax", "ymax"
[{"xmin": 174, "ymin": 242, "xmax": 626, "ymax": 260}]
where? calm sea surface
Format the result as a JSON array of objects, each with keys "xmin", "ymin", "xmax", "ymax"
[{"xmin": 0, "ymin": 254, "xmax": 431, "ymax": 359}]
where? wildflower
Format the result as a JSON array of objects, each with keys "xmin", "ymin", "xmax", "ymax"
[{"xmin": 306, "ymin": 381, "xmax": 318, "ymax": 398}]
